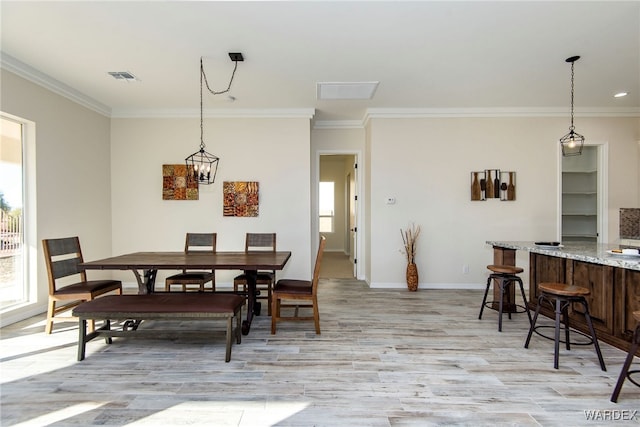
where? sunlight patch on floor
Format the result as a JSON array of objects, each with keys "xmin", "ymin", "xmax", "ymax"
[
  {"xmin": 12, "ymin": 402, "xmax": 106, "ymax": 427},
  {"xmin": 124, "ymin": 401, "xmax": 311, "ymax": 427}
]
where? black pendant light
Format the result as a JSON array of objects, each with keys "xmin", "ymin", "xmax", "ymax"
[
  {"xmin": 559, "ymin": 56, "xmax": 585, "ymax": 156},
  {"xmin": 186, "ymin": 54, "xmax": 243, "ymax": 185}
]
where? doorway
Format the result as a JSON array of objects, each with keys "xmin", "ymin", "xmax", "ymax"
[
  {"xmin": 318, "ymin": 154, "xmax": 357, "ymax": 279},
  {"xmin": 560, "ymin": 144, "xmax": 607, "ymax": 243}
]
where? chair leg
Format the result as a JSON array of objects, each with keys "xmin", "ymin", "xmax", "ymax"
[
  {"xmin": 505, "ymin": 279, "xmax": 513, "ymax": 321},
  {"xmin": 517, "ymin": 278, "xmax": 532, "ymax": 325},
  {"xmin": 45, "ymin": 299, "xmax": 56, "ymax": 334},
  {"xmin": 87, "ymin": 298, "xmax": 96, "ymax": 333},
  {"xmin": 611, "ymin": 325, "xmax": 640, "ymax": 402},
  {"xmin": 580, "ymin": 298, "xmax": 606, "ymax": 371},
  {"xmin": 271, "ymin": 295, "xmax": 279, "ymax": 334},
  {"xmin": 553, "ymin": 297, "xmax": 562, "ymax": 369},
  {"xmin": 313, "ymin": 296, "xmax": 321, "ymax": 335},
  {"xmin": 562, "ymin": 302, "xmax": 571, "ymax": 351},
  {"xmin": 478, "ymin": 276, "xmax": 492, "ymax": 320},
  {"xmin": 498, "ymin": 278, "xmax": 505, "ymax": 332},
  {"xmin": 524, "ymin": 294, "xmax": 543, "ymax": 349}
]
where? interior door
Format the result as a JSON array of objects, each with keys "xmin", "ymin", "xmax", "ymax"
[{"xmin": 348, "ymin": 165, "xmax": 357, "ymax": 277}]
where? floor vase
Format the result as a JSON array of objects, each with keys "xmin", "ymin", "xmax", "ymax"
[{"xmin": 406, "ymin": 263, "xmax": 418, "ymax": 291}]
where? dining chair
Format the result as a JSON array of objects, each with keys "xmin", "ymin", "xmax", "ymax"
[
  {"xmin": 42, "ymin": 236, "xmax": 122, "ymax": 334},
  {"xmin": 271, "ymin": 235, "xmax": 326, "ymax": 334},
  {"xmin": 165, "ymin": 233, "xmax": 217, "ymax": 292},
  {"xmin": 233, "ymin": 233, "xmax": 276, "ymax": 315}
]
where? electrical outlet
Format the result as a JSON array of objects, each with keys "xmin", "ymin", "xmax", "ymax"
[{"xmin": 462, "ymin": 264, "xmax": 470, "ymax": 274}]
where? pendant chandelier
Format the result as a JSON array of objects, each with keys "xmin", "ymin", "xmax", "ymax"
[
  {"xmin": 186, "ymin": 53, "xmax": 243, "ymax": 185},
  {"xmin": 559, "ymin": 55, "xmax": 585, "ymax": 156}
]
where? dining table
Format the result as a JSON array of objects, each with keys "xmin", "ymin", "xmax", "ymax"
[{"xmin": 80, "ymin": 251, "xmax": 291, "ymax": 335}]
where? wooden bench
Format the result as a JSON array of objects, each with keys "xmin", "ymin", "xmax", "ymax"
[{"xmin": 72, "ymin": 293, "xmax": 245, "ymax": 362}]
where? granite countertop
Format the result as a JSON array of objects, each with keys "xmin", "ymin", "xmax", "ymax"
[{"xmin": 486, "ymin": 240, "xmax": 640, "ymax": 271}]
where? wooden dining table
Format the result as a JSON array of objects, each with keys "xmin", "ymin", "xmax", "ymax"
[{"xmin": 81, "ymin": 251, "xmax": 291, "ymax": 335}]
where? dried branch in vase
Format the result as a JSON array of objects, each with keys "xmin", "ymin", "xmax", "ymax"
[{"xmin": 400, "ymin": 223, "xmax": 421, "ymax": 264}]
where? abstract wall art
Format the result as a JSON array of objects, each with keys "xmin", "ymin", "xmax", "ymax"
[
  {"xmin": 162, "ymin": 164, "xmax": 198, "ymax": 200},
  {"xmin": 223, "ymin": 181, "xmax": 259, "ymax": 217}
]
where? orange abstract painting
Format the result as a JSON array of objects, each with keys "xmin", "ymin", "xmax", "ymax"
[
  {"xmin": 162, "ymin": 164, "xmax": 198, "ymax": 200},
  {"xmin": 223, "ymin": 181, "xmax": 259, "ymax": 217}
]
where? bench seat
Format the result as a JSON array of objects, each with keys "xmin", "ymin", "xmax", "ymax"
[{"xmin": 72, "ymin": 293, "xmax": 245, "ymax": 362}]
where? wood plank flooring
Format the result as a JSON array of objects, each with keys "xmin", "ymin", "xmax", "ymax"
[
  {"xmin": 319, "ymin": 252, "xmax": 354, "ymax": 279},
  {"xmin": 1, "ymin": 279, "xmax": 638, "ymax": 426}
]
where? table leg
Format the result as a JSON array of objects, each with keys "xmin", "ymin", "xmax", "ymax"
[
  {"xmin": 241, "ymin": 269, "xmax": 258, "ymax": 335},
  {"xmin": 132, "ymin": 269, "xmax": 158, "ymax": 294},
  {"xmin": 77, "ymin": 318, "xmax": 87, "ymax": 361}
]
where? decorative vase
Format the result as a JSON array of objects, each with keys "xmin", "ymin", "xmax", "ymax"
[
  {"xmin": 406, "ymin": 262, "xmax": 418, "ymax": 291},
  {"xmin": 471, "ymin": 172, "xmax": 481, "ymax": 201}
]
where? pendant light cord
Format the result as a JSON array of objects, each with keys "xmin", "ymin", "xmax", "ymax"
[
  {"xmin": 200, "ymin": 58, "xmax": 205, "ymax": 150},
  {"xmin": 569, "ymin": 60, "xmax": 575, "ymax": 131},
  {"xmin": 199, "ymin": 56, "xmax": 240, "ymax": 150},
  {"xmin": 201, "ymin": 56, "xmax": 239, "ymax": 96}
]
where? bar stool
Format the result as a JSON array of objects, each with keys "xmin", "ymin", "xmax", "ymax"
[
  {"xmin": 611, "ymin": 311, "xmax": 640, "ymax": 402},
  {"xmin": 478, "ymin": 265, "xmax": 532, "ymax": 332},
  {"xmin": 524, "ymin": 282, "xmax": 606, "ymax": 371}
]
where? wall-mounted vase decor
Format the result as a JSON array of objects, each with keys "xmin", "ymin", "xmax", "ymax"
[
  {"xmin": 471, "ymin": 170, "xmax": 515, "ymax": 201},
  {"xmin": 501, "ymin": 171, "xmax": 516, "ymax": 201},
  {"xmin": 162, "ymin": 164, "xmax": 198, "ymax": 200},
  {"xmin": 223, "ymin": 181, "xmax": 259, "ymax": 217},
  {"xmin": 470, "ymin": 171, "xmax": 485, "ymax": 201}
]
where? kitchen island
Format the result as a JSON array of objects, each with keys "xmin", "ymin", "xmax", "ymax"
[{"xmin": 487, "ymin": 240, "xmax": 640, "ymax": 353}]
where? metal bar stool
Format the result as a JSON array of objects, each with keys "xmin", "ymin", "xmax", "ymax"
[
  {"xmin": 611, "ymin": 311, "xmax": 640, "ymax": 402},
  {"xmin": 479, "ymin": 265, "xmax": 532, "ymax": 332},
  {"xmin": 524, "ymin": 282, "xmax": 606, "ymax": 371}
]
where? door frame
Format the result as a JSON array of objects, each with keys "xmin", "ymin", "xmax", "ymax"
[
  {"xmin": 557, "ymin": 141, "xmax": 608, "ymax": 243},
  {"xmin": 315, "ymin": 150, "xmax": 363, "ymax": 280}
]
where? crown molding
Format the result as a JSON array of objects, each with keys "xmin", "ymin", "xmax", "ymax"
[
  {"xmin": 364, "ymin": 107, "xmax": 640, "ymax": 123},
  {"xmin": 0, "ymin": 51, "xmax": 112, "ymax": 117},
  {"xmin": 111, "ymin": 107, "xmax": 315, "ymax": 119},
  {"xmin": 312, "ymin": 120, "xmax": 364, "ymax": 130}
]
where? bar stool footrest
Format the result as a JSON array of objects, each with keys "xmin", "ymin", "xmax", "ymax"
[
  {"xmin": 483, "ymin": 301, "xmax": 529, "ymax": 314},
  {"xmin": 626, "ymin": 370, "xmax": 640, "ymax": 389},
  {"xmin": 532, "ymin": 325, "xmax": 595, "ymax": 346}
]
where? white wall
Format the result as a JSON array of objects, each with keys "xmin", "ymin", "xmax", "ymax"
[
  {"xmin": 0, "ymin": 69, "xmax": 113, "ymax": 324},
  {"xmin": 110, "ymin": 117, "xmax": 312, "ymax": 288},
  {"xmin": 367, "ymin": 116, "xmax": 640, "ymax": 289}
]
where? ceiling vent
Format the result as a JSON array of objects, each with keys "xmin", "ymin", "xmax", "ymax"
[
  {"xmin": 108, "ymin": 71, "xmax": 139, "ymax": 82},
  {"xmin": 317, "ymin": 81, "xmax": 379, "ymax": 100}
]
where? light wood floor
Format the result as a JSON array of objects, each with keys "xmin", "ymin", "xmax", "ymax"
[
  {"xmin": 319, "ymin": 252, "xmax": 355, "ymax": 279},
  {"xmin": 1, "ymin": 279, "xmax": 638, "ymax": 426}
]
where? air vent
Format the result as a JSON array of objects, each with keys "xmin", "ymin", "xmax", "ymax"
[
  {"xmin": 317, "ymin": 81, "xmax": 379, "ymax": 100},
  {"xmin": 108, "ymin": 71, "xmax": 139, "ymax": 82}
]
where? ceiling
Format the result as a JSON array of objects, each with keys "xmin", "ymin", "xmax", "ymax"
[{"xmin": 1, "ymin": 1, "xmax": 639, "ymax": 126}]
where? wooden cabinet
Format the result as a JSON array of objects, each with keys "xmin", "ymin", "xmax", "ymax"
[
  {"xmin": 529, "ymin": 253, "xmax": 638, "ymax": 352},
  {"xmin": 617, "ymin": 268, "xmax": 640, "ymax": 343},
  {"xmin": 529, "ymin": 252, "xmax": 566, "ymax": 306},
  {"xmin": 567, "ymin": 260, "xmax": 614, "ymax": 335}
]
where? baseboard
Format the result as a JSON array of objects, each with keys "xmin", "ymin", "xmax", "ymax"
[
  {"xmin": 0, "ymin": 302, "xmax": 48, "ymax": 328},
  {"xmin": 368, "ymin": 282, "xmax": 486, "ymax": 290}
]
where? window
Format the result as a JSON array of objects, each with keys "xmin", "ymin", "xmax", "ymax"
[{"xmin": 319, "ymin": 181, "xmax": 334, "ymax": 233}]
